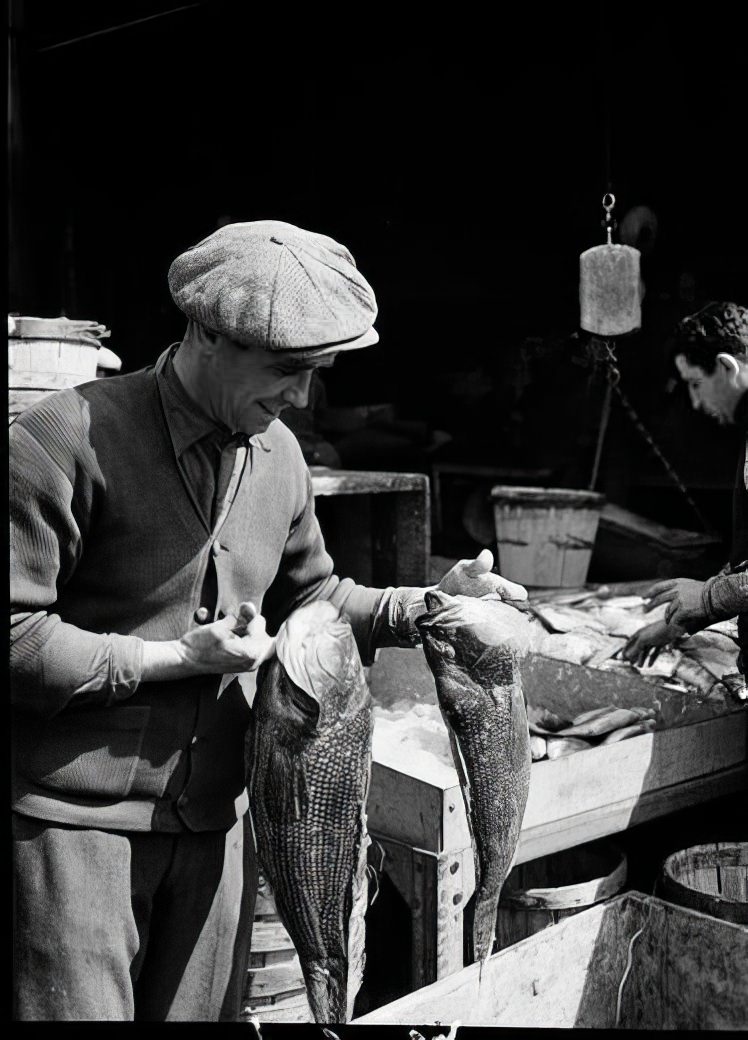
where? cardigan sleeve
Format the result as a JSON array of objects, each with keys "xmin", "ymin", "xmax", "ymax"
[
  {"xmin": 10, "ymin": 402, "xmax": 144, "ymax": 719},
  {"xmin": 261, "ymin": 465, "xmax": 432, "ymax": 664}
]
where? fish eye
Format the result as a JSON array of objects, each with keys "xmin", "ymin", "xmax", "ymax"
[{"xmin": 429, "ymin": 636, "xmax": 456, "ymax": 660}]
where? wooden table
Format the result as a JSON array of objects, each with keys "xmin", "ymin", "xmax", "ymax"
[
  {"xmin": 366, "ymin": 646, "xmax": 748, "ymax": 995},
  {"xmin": 310, "ymin": 467, "xmax": 430, "ymax": 587}
]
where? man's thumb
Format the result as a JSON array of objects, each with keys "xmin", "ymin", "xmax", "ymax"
[{"xmin": 464, "ymin": 548, "xmax": 494, "ymax": 577}]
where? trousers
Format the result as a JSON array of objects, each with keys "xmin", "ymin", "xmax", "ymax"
[{"xmin": 12, "ymin": 812, "xmax": 258, "ymax": 1021}]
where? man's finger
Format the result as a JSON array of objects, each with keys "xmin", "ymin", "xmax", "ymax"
[
  {"xmin": 647, "ymin": 645, "xmax": 662, "ymax": 667},
  {"xmin": 494, "ymin": 575, "xmax": 529, "ymax": 601},
  {"xmin": 245, "ymin": 613, "xmax": 267, "ymax": 636},
  {"xmin": 645, "ymin": 580, "xmax": 677, "ymax": 599},
  {"xmin": 463, "ymin": 549, "xmax": 494, "ymax": 577},
  {"xmin": 644, "ymin": 589, "xmax": 678, "ymax": 612},
  {"xmin": 231, "ymin": 601, "xmax": 258, "ymax": 634}
]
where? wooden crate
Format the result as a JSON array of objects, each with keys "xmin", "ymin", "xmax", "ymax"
[
  {"xmin": 353, "ymin": 891, "xmax": 748, "ymax": 1028},
  {"xmin": 310, "ymin": 468, "xmax": 430, "ymax": 587},
  {"xmin": 240, "ymin": 876, "xmax": 312, "ymax": 1025}
]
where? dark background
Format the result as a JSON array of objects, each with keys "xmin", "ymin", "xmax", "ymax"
[{"xmin": 8, "ymin": 1, "xmax": 748, "ymax": 550}]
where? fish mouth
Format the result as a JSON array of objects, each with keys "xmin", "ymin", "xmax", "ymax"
[{"xmin": 424, "ymin": 589, "xmax": 453, "ymax": 613}]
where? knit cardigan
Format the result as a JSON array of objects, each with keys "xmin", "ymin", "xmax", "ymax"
[{"xmin": 10, "ymin": 357, "xmax": 385, "ymax": 831}]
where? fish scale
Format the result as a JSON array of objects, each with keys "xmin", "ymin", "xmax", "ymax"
[
  {"xmin": 250, "ymin": 602, "xmax": 372, "ymax": 1024},
  {"xmin": 417, "ymin": 591, "xmax": 532, "ymax": 962}
]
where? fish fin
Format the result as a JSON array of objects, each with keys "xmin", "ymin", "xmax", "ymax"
[
  {"xmin": 262, "ymin": 744, "xmax": 309, "ymax": 823},
  {"xmin": 345, "ymin": 811, "xmax": 371, "ymax": 1021}
]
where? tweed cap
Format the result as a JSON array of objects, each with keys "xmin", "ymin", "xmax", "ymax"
[{"xmin": 168, "ymin": 220, "xmax": 379, "ymax": 353}]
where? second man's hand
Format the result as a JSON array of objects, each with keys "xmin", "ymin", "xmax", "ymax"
[{"xmin": 142, "ymin": 601, "xmax": 277, "ymax": 681}]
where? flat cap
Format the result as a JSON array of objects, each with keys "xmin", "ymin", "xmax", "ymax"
[{"xmin": 168, "ymin": 220, "xmax": 378, "ymax": 352}]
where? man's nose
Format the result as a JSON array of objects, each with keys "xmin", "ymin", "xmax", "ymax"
[
  {"xmin": 689, "ymin": 386, "xmax": 701, "ymax": 410},
  {"xmin": 282, "ymin": 370, "xmax": 313, "ymax": 409}
]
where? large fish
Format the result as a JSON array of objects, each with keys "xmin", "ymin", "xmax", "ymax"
[
  {"xmin": 416, "ymin": 591, "xmax": 532, "ymax": 962},
  {"xmin": 249, "ymin": 600, "xmax": 372, "ymax": 1023}
]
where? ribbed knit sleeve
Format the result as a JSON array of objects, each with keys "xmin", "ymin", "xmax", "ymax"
[
  {"xmin": 10, "ymin": 395, "xmax": 144, "ymax": 719},
  {"xmin": 702, "ymin": 571, "xmax": 748, "ymax": 624},
  {"xmin": 259, "ymin": 451, "xmax": 435, "ymax": 664}
]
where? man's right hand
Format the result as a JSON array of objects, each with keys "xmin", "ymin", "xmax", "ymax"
[
  {"xmin": 141, "ymin": 602, "xmax": 277, "ymax": 681},
  {"xmin": 621, "ymin": 618, "xmax": 686, "ymax": 667}
]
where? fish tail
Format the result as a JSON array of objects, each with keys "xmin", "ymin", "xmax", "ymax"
[
  {"xmin": 472, "ymin": 890, "xmax": 497, "ymax": 962},
  {"xmin": 303, "ymin": 962, "xmax": 332, "ymax": 1024}
]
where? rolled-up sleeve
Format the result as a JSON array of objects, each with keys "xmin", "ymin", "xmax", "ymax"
[
  {"xmin": 10, "ymin": 409, "xmax": 143, "ymax": 719},
  {"xmin": 702, "ymin": 570, "xmax": 748, "ymax": 624}
]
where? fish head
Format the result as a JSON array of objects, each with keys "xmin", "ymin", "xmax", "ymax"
[
  {"xmin": 418, "ymin": 590, "xmax": 533, "ymax": 681},
  {"xmin": 263, "ymin": 600, "xmax": 370, "ymax": 734}
]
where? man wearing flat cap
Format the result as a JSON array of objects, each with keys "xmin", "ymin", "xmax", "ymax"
[{"xmin": 11, "ymin": 220, "xmax": 526, "ymax": 1022}]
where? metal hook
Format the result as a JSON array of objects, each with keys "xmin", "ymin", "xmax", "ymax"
[{"xmin": 602, "ymin": 192, "xmax": 616, "ymax": 214}]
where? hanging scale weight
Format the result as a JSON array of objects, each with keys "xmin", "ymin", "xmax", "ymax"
[{"xmin": 580, "ymin": 193, "xmax": 642, "ymax": 338}]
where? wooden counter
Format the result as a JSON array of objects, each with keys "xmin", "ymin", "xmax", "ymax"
[
  {"xmin": 365, "ymin": 646, "xmax": 748, "ymax": 993},
  {"xmin": 310, "ymin": 467, "xmax": 430, "ymax": 587}
]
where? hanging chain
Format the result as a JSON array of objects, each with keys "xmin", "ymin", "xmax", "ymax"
[
  {"xmin": 586, "ymin": 337, "xmax": 717, "ymax": 534},
  {"xmin": 602, "ymin": 192, "xmax": 616, "ymax": 246}
]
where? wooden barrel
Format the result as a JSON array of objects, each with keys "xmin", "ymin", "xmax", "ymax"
[
  {"xmin": 658, "ymin": 842, "xmax": 748, "ymax": 926},
  {"xmin": 495, "ymin": 838, "xmax": 627, "ymax": 951},
  {"xmin": 491, "ymin": 485, "xmax": 605, "ymax": 587},
  {"xmin": 8, "ymin": 315, "xmax": 103, "ymax": 423}
]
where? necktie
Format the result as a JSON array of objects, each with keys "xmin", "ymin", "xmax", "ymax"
[{"xmin": 212, "ymin": 433, "xmax": 250, "ymax": 528}]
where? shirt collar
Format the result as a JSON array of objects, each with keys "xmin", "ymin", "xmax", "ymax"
[{"xmin": 155, "ymin": 344, "xmax": 271, "ymax": 453}]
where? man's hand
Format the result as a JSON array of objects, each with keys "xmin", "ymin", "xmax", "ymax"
[
  {"xmin": 621, "ymin": 618, "xmax": 686, "ymax": 667},
  {"xmin": 142, "ymin": 602, "xmax": 277, "ymax": 681},
  {"xmin": 437, "ymin": 549, "xmax": 528, "ymax": 602},
  {"xmin": 644, "ymin": 578, "xmax": 708, "ymax": 633}
]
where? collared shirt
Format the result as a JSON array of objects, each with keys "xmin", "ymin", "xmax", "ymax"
[{"xmin": 157, "ymin": 345, "xmax": 248, "ymax": 529}]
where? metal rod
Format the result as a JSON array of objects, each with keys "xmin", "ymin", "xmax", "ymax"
[
  {"xmin": 37, "ymin": 4, "xmax": 202, "ymax": 53},
  {"xmin": 589, "ymin": 378, "xmax": 613, "ymax": 491}
]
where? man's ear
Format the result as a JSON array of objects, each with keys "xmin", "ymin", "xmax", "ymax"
[{"xmin": 717, "ymin": 352, "xmax": 741, "ymax": 379}]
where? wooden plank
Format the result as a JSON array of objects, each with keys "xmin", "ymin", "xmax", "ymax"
[
  {"xmin": 436, "ymin": 845, "xmax": 476, "ymax": 979},
  {"xmin": 618, "ymin": 897, "xmax": 748, "ymax": 1029},
  {"xmin": 310, "ymin": 468, "xmax": 428, "ymax": 496},
  {"xmin": 517, "ymin": 764, "xmax": 748, "ymax": 864},
  {"xmin": 354, "ymin": 898, "xmax": 614, "ymax": 1025},
  {"xmin": 520, "ymin": 713, "xmax": 747, "ymax": 835},
  {"xmin": 243, "ymin": 992, "xmax": 312, "ymax": 1024},
  {"xmin": 353, "ymin": 892, "xmax": 748, "ymax": 1028},
  {"xmin": 250, "ymin": 920, "xmax": 297, "ymax": 954},
  {"xmin": 371, "ymin": 710, "xmax": 748, "ymax": 862},
  {"xmin": 244, "ymin": 960, "xmax": 306, "ymax": 1002},
  {"xmin": 368, "ymin": 762, "xmax": 446, "ymax": 852}
]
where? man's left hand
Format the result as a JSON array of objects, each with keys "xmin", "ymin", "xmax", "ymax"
[
  {"xmin": 437, "ymin": 549, "xmax": 528, "ymax": 602},
  {"xmin": 644, "ymin": 577, "xmax": 708, "ymax": 633}
]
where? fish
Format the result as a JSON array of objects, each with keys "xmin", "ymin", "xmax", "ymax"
[
  {"xmin": 599, "ymin": 719, "xmax": 657, "ymax": 743},
  {"xmin": 545, "ymin": 735, "xmax": 591, "ymax": 758},
  {"xmin": 416, "ymin": 591, "xmax": 532, "ymax": 962},
  {"xmin": 249, "ymin": 600, "xmax": 372, "ymax": 1024},
  {"xmin": 556, "ymin": 705, "xmax": 656, "ymax": 738}
]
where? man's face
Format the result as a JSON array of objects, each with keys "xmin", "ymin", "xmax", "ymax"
[
  {"xmin": 203, "ymin": 336, "xmax": 337, "ymax": 434},
  {"xmin": 674, "ymin": 353, "xmax": 743, "ymax": 425}
]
